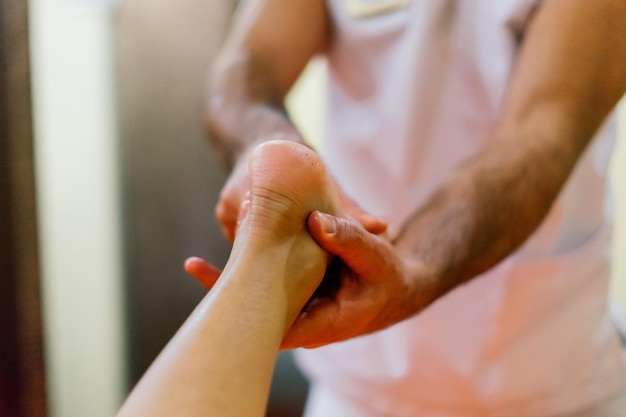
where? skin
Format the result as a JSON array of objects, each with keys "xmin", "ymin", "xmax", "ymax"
[
  {"xmin": 116, "ymin": 140, "xmax": 345, "ymax": 417},
  {"xmin": 193, "ymin": 0, "xmax": 626, "ymax": 349}
]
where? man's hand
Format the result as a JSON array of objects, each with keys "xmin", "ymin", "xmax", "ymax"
[
  {"xmin": 185, "ymin": 210, "xmax": 433, "ymax": 349},
  {"xmin": 214, "ymin": 140, "xmax": 262, "ymax": 242},
  {"xmin": 280, "ymin": 211, "xmax": 435, "ymax": 349},
  {"xmin": 184, "ymin": 257, "xmax": 222, "ymax": 290}
]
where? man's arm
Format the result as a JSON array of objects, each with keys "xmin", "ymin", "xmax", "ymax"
[
  {"xmin": 396, "ymin": 0, "xmax": 626, "ymax": 288},
  {"xmin": 206, "ymin": 0, "xmax": 330, "ymax": 169},
  {"xmin": 207, "ymin": 0, "xmax": 330, "ymax": 240},
  {"xmin": 284, "ymin": 0, "xmax": 626, "ymax": 348},
  {"xmin": 207, "ymin": 0, "xmax": 386, "ymax": 241}
]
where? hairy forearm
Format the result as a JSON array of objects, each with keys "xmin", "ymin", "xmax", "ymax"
[
  {"xmin": 396, "ymin": 0, "xmax": 626, "ymax": 304},
  {"xmin": 395, "ymin": 130, "xmax": 582, "ymax": 296},
  {"xmin": 205, "ymin": 0, "xmax": 329, "ymax": 170},
  {"xmin": 206, "ymin": 52, "xmax": 304, "ymax": 169}
]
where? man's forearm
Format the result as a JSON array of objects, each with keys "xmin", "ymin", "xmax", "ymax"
[
  {"xmin": 394, "ymin": 133, "xmax": 580, "ymax": 297},
  {"xmin": 395, "ymin": 0, "xmax": 626, "ymax": 302},
  {"xmin": 205, "ymin": 0, "xmax": 329, "ymax": 170},
  {"xmin": 206, "ymin": 52, "xmax": 303, "ymax": 170}
]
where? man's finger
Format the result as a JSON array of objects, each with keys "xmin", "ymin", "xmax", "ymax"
[
  {"xmin": 281, "ymin": 292, "xmax": 375, "ymax": 349},
  {"xmin": 353, "ymin": 211, "xmax": 388, "ymax": 235},
  {"xmin": 234, "ymin": 196, "xmax": 251, "ymax": 236},
  {"xmin": 339, "ymin": 193, "xmax": 388, "ymax": 235},
  {"xmin": 281, "ymin": 298, "xmax": 343, "ymax": 349},
  {"xmin": 307, "ymin": 211, "xmax": 388, "ymax": 281},
  {"xmin": 215, "ymin": 199, "xmax": 237, "ymax": 242},
  {"xmin": 184, "ymin": 257, "xmax": 222, "ymax": 290}
]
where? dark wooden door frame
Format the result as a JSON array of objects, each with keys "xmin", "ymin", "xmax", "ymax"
[{"xmin": 0, "ymin": 1, "xmax": 47, "ymax": 416}]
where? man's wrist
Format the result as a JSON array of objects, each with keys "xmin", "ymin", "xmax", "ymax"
[
  {"xmin": 208, "ymin": 101, "xmax": 305, "ymax": 169},
  {"xmin": 397, "ymin": 249, "xmax": 442, "ymax": 313}
]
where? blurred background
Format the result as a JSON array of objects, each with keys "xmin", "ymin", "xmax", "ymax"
[{"xmin": 0, "ymin": 0, "xmax": 624, "ymax": 416}]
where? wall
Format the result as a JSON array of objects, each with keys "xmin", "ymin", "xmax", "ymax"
[{"xmin": 0, "ymin": 1, "xmax": 47, "ymax": 415}]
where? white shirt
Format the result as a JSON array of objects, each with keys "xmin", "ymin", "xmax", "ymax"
[{"xmin": 296, "ymin": 1, "xmax": 626, "ymax": 415}]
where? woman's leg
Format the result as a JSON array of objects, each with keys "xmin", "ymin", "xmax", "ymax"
[{"xmin": 116, "ymin": 140, "xmax": 342, "ymax": 417}]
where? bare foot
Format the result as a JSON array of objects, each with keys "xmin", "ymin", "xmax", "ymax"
[
  {"xmin": 117, "ymin": 141, "xmax": 345, "ymax": 417},
  {"xmin": 222, "ymin": 139, "xmax": 344, "ymax": 328},
  {"xmin": 246, "ymin": 140, "xmax": 340, "ymax": 240}
]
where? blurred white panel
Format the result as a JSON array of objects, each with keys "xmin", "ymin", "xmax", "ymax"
[
  {"xmin": 286, "ymin": 57, "xmax": 328, "ymax": 152},
  {"xmin": 29, "ymin": 0, "xmax": 125, "ymax": 416}
]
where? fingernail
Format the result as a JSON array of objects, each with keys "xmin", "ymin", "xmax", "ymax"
[{"xmin": 320, "ymin": 213, "xmax": 337, "ymax": 235}]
